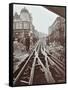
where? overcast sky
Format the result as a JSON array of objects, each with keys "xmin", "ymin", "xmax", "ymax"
[{"xmin": 13, "ymin": 4, "xmax": 59, "ymax": 34}]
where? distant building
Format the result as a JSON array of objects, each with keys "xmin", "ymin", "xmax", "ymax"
[
  {"xmin": 13, "ymin": 7, "xmax": 36, "ymax": 46},
  {"xmin": 48, "ymin": 16, "xmax": 65, "ymax": 46}
]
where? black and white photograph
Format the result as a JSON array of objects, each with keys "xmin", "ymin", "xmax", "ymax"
[{"xmin": 9, "ymin": 3, "xmax": 66, "ymax": 86}]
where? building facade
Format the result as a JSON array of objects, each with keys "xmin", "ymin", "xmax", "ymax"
[
  {"xmin": 48, "ymin": 16, "xmax": 65, "ymax": 46},
  {"xmin": 13, "ymin": 7, "xmax": 35, "ymax": 47}
]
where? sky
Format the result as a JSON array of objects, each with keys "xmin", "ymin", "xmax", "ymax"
[{"xmin": 13, "ymin": 4, "xmax": 59, "ymax": 34}]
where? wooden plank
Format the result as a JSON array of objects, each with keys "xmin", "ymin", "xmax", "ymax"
[
  {"xmin": 37, "ymin": 56, "xmax": 55, "ymax": 83},
  {"xmin": 14, "ymin": 40, "xmax": 40, "ymax": 84},
  {"xmin": 40, "ymin": 43, "xmax": 55, "ymax": 83},
  {"xmin": 29, "ymin": 57, "xmax": 36, "ymax": 85},
  {"xmin": 44, "ymin": 47, "xmax": 64, "ymax": 66},
  {"xmin": 29, "ymin": 42, "xmax": 41, "ymax": 85},
  {"xmin": 42, "ymin": 44, "xmax": 64, "ymax": 70},
  {"xmin": 48, "ymin": 57, "xmax": 64, "ymax": 74},
  {"xmin": 20, "ymin": 80, "xmax": 29, "ymax": 84},
  {"xmin": 41, "ymin": 46, "xmax": 49, "ymax": 70}
]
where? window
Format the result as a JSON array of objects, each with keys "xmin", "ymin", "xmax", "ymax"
[
  {"xmin": 13, "ymin": 22, "xmax": 16, "ymax": 29},
  {"xmin": 24, "ymin": 22, "xmax": 30, "ymax": 29},
  {"xmin": 15, "ymin": 22, "xmax": 22, "ymax": 29},
  {"xmin": 19, "ymin": 22, "xmax": 22, "ymax": 29}
]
